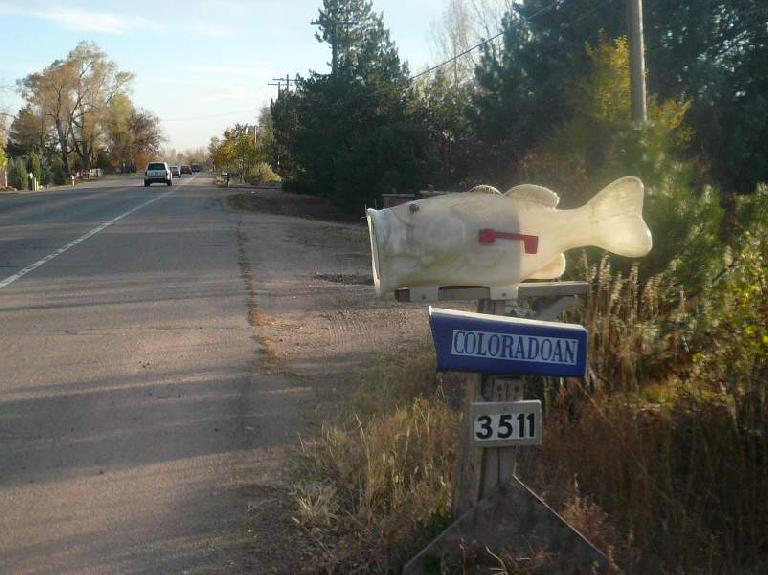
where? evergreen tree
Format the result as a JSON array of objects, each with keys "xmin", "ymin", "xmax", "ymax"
[
  {"xmin": 27, "ymin": 152, "xmax": 42, "ymax": 185},
  {"xmin": 472, "ymin": 0, "xmax": 625, "ymax": 182},
  {"xmin": 8, "ymin": 157, "xmax": 27, "ymax": 190},
  {"xmin": 273, "ymin": 0, "xmax": 430, "ymax": 211}
]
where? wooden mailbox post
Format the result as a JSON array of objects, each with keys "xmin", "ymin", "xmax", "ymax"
[{"xmin": 395, "ymin": 282, "xmax": 609, "ymax": 574}]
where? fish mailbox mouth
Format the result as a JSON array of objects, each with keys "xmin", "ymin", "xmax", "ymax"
[{"xmin": 366, "ymin": 209, "xmax": 384, "ymax": 296}]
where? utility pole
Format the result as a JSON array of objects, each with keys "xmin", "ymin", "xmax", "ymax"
[
  {"xmin": 628, "ymin": 0, "xmax": 648, "ymax": 124},
  {"xmin": 268, "ymin": 75, "xmax": 297, "ymax": 98}
]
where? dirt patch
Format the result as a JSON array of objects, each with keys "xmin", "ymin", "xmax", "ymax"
[
  {"xmin": 227, "ymin": 188, "xmax": 358, "ymax": 223},
  {"xmin": 228, "ymin": 186, "xmax": 469, "ymax": 386},
  {"xmin": 229, "ymin": 187, "xmax": 474, "ymax": 572},
  {"xmin": 313, "ymin": 272, "xmax": 373, "ymax": 286}
]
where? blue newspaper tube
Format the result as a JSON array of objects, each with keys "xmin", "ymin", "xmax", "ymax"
[{"xmin": 429, "ymin": 307, "xmax": 587, "ymax": 377}]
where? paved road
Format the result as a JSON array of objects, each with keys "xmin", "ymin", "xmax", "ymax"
[{"xmin": 0, "ymin": 176, "xmax": 297, "ymax": 573}]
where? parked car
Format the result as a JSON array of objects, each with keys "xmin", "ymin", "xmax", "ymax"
[
  {"xmin": 144, "ymin": 162, "xmax": 172, "ymax": 186},
  {"xmin": 180, "ymin": 165, "xmax": 192, "ymax": 175},
  {"xmin": 190, "ymin": 163, "xmax": 201, "ymax": 173},
  {"xmin": 170, "ymin": 165, "xmax": 181, "ymax": 178}
]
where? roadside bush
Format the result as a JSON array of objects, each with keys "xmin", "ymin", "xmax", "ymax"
[
  {"xmin": 27, "ymin": 152, "xmax": 42, "ymax": 185},
  {"xmin": 8, "ymin": 157, "xmax": 27, "ymax": 189},
  {"xmin": 248, "ymin": 161, "xmax": 281, "ymax": 184},
  {"xmin": 50, "ymin": 156, "xmax": 67, "ymax": 185},
  {"xmin": 530, "ymin": 187, "xmax": 768, "ymax": 572},
  {"xmin": 39, "ymin": 157, "xmax": 51, "ymax": 185}
]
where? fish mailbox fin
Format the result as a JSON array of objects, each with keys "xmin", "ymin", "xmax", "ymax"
[
  {"xmin": 585, "ymin": 177, "xmax": 653, "ymax": 257},
  {"xmin": 505, "ymin": 184, "xmax": 560, "ymax": 208},
  {"xmin": 529, "ymin": 253, "xmax": 566, "ymax": 279},
  {"xmin": 468, "ymin": 185, "xmax": 502, "ymax": 195}
]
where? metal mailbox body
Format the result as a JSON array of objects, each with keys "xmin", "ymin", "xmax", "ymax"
[{"xmin": 429, "ymin": 307, "xmax": 587, "ymax": 377}]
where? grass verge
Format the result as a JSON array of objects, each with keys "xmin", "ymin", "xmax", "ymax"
[{"xmin": 292, "ymin": 346, "xmax": 460, "ymax": 573}]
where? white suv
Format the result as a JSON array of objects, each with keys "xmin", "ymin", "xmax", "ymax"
[{"xmin": 144, "ymin": 162, "xmax": 172, "ymax": 186}]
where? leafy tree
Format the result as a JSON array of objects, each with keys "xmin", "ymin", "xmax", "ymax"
[
  {"xmin": 127, "ymin": 108, "xmax": 163, "ymax": 165},
  {"xmin": 523, "ymin": 36, "xmax": 722, "ymax": 290},
  {"xmin": 643, "ymin": 0, "xmax": 768, "ymax": 197},
  {"xmin": 18, "ymin": 58, "xmax": 76, "ymax": 173},
  {"xmin": 472, "ymin": 0, "xmax": 625, "ymax": 183},
  {"xmin": 209, "ymin": 124, "xmax": 264, "ymax": 181},
  {"xmin": 7, "ymin": 105, "xmax": 48, "ymax": 156},
  {"xmin": 257, "ymin": 106, "xmax": 278, "ymax": 172},
  {"xmin": 49, "ymin": 156, "xmax": 66, "ymax": 185},
  {"xmin": 19, "ymin": 41, "xmax": 134, "ymax": 172},
  {"xmin": 474, "ymin": 0, "xmax": 768, "ymax": 202}
]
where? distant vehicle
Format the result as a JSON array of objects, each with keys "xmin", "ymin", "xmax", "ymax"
[
  {"xmin": 144, "ymin": 162, "xmax": 172, "ymax": 186},
  {"xmin": 170, "ymin": 165, "xmax": 181, "ymax": 178},
  {"xmin": 191, "ymin": 163, "xmax": 201, "ymax": 173},
  {"xmin": 180, "ymin": 165, "xmax": 192, "ymax": 175}
]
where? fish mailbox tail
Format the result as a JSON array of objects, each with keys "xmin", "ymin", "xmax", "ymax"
[{"xmin": 583, "ymin": 177, "xmax": 653, "ymax": 257}]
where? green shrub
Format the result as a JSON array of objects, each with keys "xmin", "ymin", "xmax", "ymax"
[
  {"xmin": 27, "ymin": 152, "xmax": 42, "ymax": 185},
  {"xmin": 8, "ymin": 157, "xmax": 27, "ymax": 190},
  {"xmin": 40, "ymin": 156, "xmax": 52, "ymax": 185},
  {"xmin": 249, "ymin": 161, "xmax": 281, "ymax": 183},
  {"xmin": 50, "ymin": 156, "xmax": 67, "ymax": 185}
]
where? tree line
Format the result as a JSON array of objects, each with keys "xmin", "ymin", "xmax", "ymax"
[
  {"xmin": 270, "ymin": 0, "xmax": 767, "ymax": 223},
  {"xmin": 2, "ymin": 41, "xmax": 162, "ymax": 188}
]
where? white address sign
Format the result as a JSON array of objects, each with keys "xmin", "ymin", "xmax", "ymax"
[{"xmin": 470, "ymin": 400, "xmax": 542, "ymax": 446}]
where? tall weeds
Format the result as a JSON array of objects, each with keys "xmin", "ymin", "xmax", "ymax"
[
  {"xmin": 294, "ymin": 350, "xmax": 459, "ymax": 573},
  {"xmin": 519, "ymin": 221, "xmax": 768, "ymax": 573}
]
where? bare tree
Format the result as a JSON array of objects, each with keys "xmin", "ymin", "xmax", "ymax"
[{"xmin": 427, "ymin": 0, "xmax": 511, "ymax": 85}]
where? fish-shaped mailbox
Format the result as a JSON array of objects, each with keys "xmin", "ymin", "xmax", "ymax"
[{"xmin": 366, "ymin": 176, "xmax": 652, "ymax": 297}]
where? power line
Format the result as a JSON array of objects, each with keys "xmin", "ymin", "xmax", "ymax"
[
  {"xmin": 409, "ymin": 0, "xmax": 561, "ymax": 83},
  {"xmin": 410, "ymin": 31, "xmax": 506, "ymax": 82}
]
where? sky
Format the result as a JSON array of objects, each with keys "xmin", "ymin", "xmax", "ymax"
[{"xmin": 0, "ymin": 0, "xmax": 457, "ymax": 152}]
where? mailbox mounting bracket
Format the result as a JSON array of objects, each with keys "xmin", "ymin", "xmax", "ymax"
[{"xmin": 395, "ymin": 281, "xmax": 588, "ymax": 304}]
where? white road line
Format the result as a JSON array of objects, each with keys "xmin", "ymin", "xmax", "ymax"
[{"xmin": 0, "ymin": 189, "xmax": 173, "ymax": 289}]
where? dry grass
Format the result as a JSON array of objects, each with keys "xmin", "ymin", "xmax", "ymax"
[
  {"xmin": 292, "ymin": 233, "xmax": 768, "ymax": 573},
  {"xmin": 516, "ymin": 242, "xmax": 768, "ymax": 573},
  {"xmin": 292, "ymin": 348, "xmax": 459, "ymax": 573}
]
